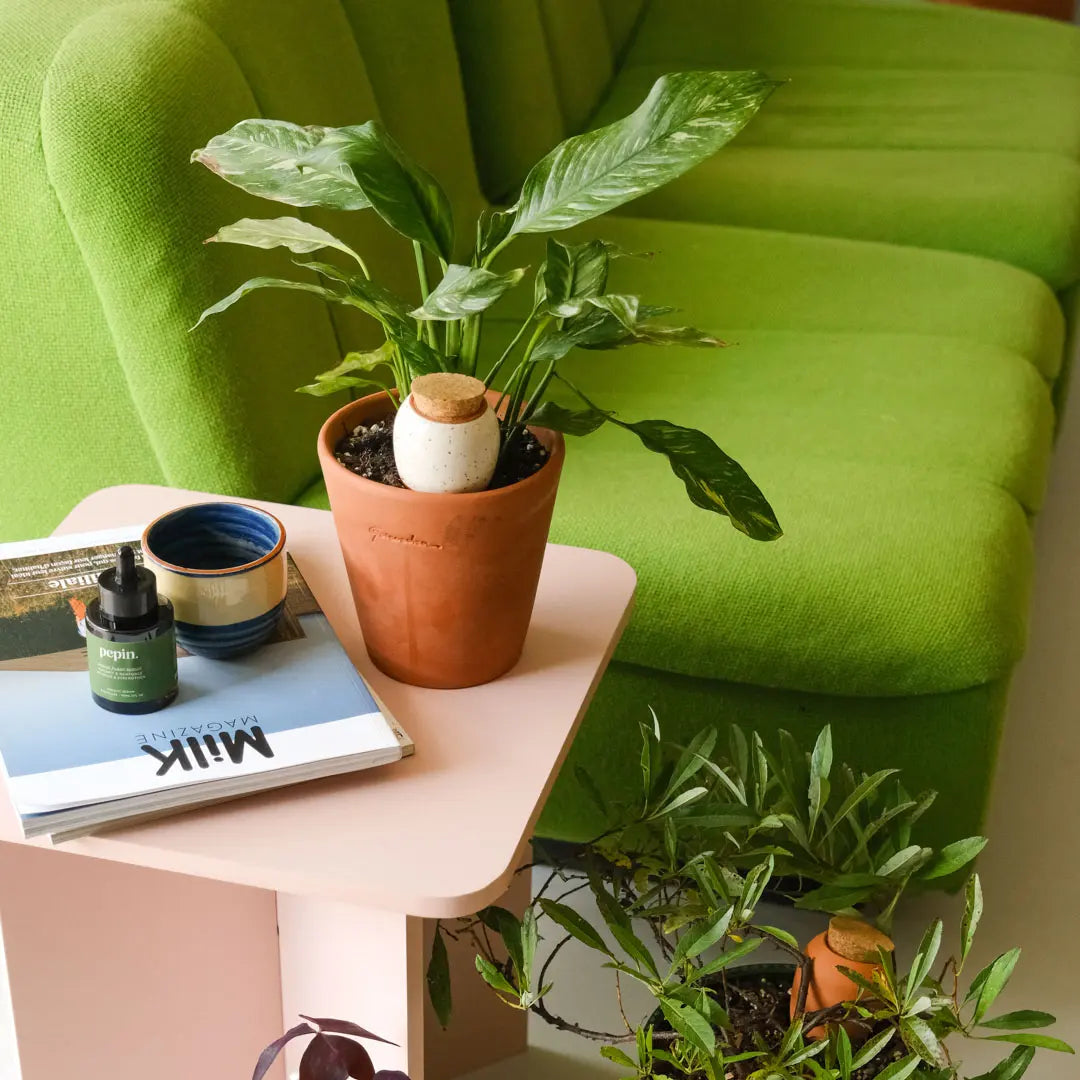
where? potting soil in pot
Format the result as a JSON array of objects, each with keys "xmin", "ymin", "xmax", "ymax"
[
  {"xmin": 651, "ymin": 967, "xmax": 910, "ymax": 1080},
  {"xmin": 334, "ymin": 413, "xmax": 549, "ymax": 490}
]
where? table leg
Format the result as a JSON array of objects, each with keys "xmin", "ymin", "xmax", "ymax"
[
  {"xmin": 277, "ymin": 873, "xmax": 529, "ymax": 1080},
  {"xmin": 0, "ymin": 842, "xmax": 283, "ymax": 1080}
]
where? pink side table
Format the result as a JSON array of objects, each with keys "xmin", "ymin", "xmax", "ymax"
[{"xmin": 0, "ymin": 486, "xmax": 636, "ymax": 1080}]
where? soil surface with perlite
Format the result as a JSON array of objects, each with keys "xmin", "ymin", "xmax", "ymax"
[
  {"xmin": 335, "ymin": 412, "xmax": 549, "ymax": 490},
  {"xmin": 653, "ymin": 968, "xmax": 909, "ymax": 1080}
]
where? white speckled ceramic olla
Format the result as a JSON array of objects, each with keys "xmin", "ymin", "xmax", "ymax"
[{"xmin": 392, "ymin": 393, "xmax": 501, "ymax": 493}]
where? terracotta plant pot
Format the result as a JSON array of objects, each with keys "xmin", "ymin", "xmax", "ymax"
[
  {"xmin": 317, "ymin": 390, "xmax": 565, "ymax": 688},
  {"xmin": 791, "ymin": 917, "xmax": 894, "ymax": 1039}
]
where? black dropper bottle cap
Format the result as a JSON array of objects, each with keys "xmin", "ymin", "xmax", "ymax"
[{"xmin": 96, "ymin": 545, "xmax": 158, "ymax": 628}]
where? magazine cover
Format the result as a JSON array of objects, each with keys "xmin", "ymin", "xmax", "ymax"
[{"xmin": 0, "ymin": 527, "xmax": 411, "ymax": 823}]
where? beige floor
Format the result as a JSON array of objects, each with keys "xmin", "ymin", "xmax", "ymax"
[{"xmin": 462, "ymin": 368, "xmax": 1080, "ymax": 1078}]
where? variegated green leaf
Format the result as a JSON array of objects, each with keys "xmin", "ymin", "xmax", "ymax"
[
  {"xmin": 510, "ymin": 70, "xmax": 781, "ymax": 234},
  {"xmin": 192, "ymin": 119, "xmax": 370, "ymax": 209},
  {"xmin": 299, "ymin": 121, "xmax": 453, "ymax": 259},
  {"xmin": 207, "ymin": 216, "xmax": 362, "ymax": 262},
  {"xmin": 961, "ymin": 872, "xmax": 984, "ymax": 968},
  {"xmin": 411, "ymin": 264, "xmax": 526, "ymax": 320},
  {"xmin": 192, "ymin": 276, "xmax": 340, "ymax": 329}
]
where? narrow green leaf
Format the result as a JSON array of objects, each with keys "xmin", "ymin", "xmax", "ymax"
[
  {"xmin": 877, "ymin": 845, "xmax": 932, "ymax": 880},
  {"xmin": 834, "ymin": 1026, "xmax": 852, "ymax": 1080},
  {"xmin": 901, "ymin": 1016, "xmax": 947, "ymax": 1067},
  {"xmin": 983, "ymin": 1034, "xmax": 1074, "ymax": 1053},
  {"xmin": 207, "ymin": 217, "xmax": 361, "ymax": 262},
  {"xmin": 808, "ymin": 725, "xmax": 833, "ymax": 836},
  {"xmin": 755, "ymin": 925, "xmax": 799, "ymax": 950},
  {"xmin": 648, "ymin": 786, "xmax": 708, "ymax": 820},
  {"xmin": 693, "ymin": 937, "xmax": 762, "ymax": 978},
  {"xmin": 738, "ymin": 856, "xmax": 775, "ymax": 918},
  {"xmin": 192, "ymin": 276, "xmax": 339, "ymax": 329},
  {"xmin": 599, "ymin": 1046, "xmax": 637, "ymax": 1069},
  {"xmin": 835, "ymin": 965, "xmax": 886, "ymax": 1001},
  {"xmin": 591, "ymin": 879, "xmax": 658, "ymax": 977},
  {"xmin": 968, "ymin": 949, "xmax": 1022, "ymax": 1022},
  {"xmin": 979, "ymin": 1011, "xmax": 1057, "ymax": 1031},
  {"xmin": 961, "ymin": 872, "xmax": 984, "ymax": 968},
  {"xmin": 872, "ymin": 1054, "xmax": 922, "ymax": 1080},
  {"xmin": 426, "ymin": 929, "xmax": 452, "ymax": 1028},
  {"xmin": 538, "ymin": 899, "xmax": 610, "ymax": 955},
  {"xmin": 411, "ymin": 264, "xmax": 526, "ymax": 320},
  {"xmin": 192, "ymin": 119, "xmax": 370, "ymax": 209},
  {"xmin": 540, "ymin": 238, "xmax": 612, "ymax": 309},
  {"xmin": 921, "ymin": 836, "xmax": 988, "ymax": 881},
  {"xmin": 520, "ymin": 909, "xmax": 539, "ymax": 986},
  {"xmin": 659, "ymin": 999, "xmax": 715, "ymax": 1056},
  {"xmin": 478, "ymin": 906, "xmax": 524, "ymax": 980},
  {"xmin": 474, "ymin": 954, "xmax": 515, "ymax": 996},
  {"xmin": 673, "ymin": 905, "xmax": 734, "ymax": 966},
  {"xmin": 295, "ymin": 374, "xmax": 387, "ymax": 398},
  {"xmin": 664, "ymin": 728, "xmax": 718, "ymax": 804},
  {"xmin": 510, "ymin": 70, "xmax": 781, "ymax": 234},
  {"xmin": 824, "ymin": 770, "xmax": 900, "ymax": 839},
  {"xmin": 851, "ymin": 1028, "xmax": 893, "ymax": 1071},
  {"xmin": 968, "ymin": 1046, "xmax": 1035, "ymax": 1080},
  {"xmin": 311, "ymin": 342, "xmax": 396, "ymax": 383},
  {"xmin": 299, "ymin": 121, "xmax": 454, "ymax": 259},
  {"xmin": 905, "ymin": 920, "xmax": 943, "ymax": 1006}
]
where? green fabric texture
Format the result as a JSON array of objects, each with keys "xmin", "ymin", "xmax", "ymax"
[
  {"xmin": 624, "ymin": 0, "xmax": 1080, "ymax": 75},
  {"xmin": 600, "ymin": 0, "xmax": 1080, "ymax": 287},
  {"xmin": 0, "ymin": 0, "xmax": 481, "ymax": 544},
  {"xmin": 452, "ymin": 0, "xmax": 1080, "ymax": 285}
]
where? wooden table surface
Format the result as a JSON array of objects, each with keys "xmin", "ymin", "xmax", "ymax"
[{"xmin": 0, "ymin": 486, "xmax": 636, "ymax": 918}]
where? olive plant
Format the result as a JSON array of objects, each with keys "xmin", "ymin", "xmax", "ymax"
[
  {"xmin": 427, "ymin": 722, "xmax": 1073, "ymax": 1080},
  {"xmin": 192, "ymin": 71, "xmax": 784, "ymax": 540}
]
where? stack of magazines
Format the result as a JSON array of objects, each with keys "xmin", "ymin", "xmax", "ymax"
[{"xmin": 0, "ymin": 526, "xmax": 412, "ymax": 842}]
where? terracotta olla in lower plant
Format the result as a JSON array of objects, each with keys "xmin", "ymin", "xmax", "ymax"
[
  {"xmin": 791, "ymin": 917, "xmax": 895, "ymax": 1038},
  {"xmin": 317, "ymin": 389, "xmax": 565, "ymax": 689}
]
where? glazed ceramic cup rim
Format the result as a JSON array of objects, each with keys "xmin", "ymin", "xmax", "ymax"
[
  {"xmin": 318, "ymin": 392, "xmax": 565, "ymax": 504},
  {"xmin": 141, "ymin": 501, "xmax": 286, "ymax": 578}
]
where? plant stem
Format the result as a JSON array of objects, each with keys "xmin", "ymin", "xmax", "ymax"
[
  {"xmin": 483, "ymin": 314, "xmax": 535, "ymax": 387},
  {"xmin": 481, "ymin": 234, "xmax": 514, "ymax": 269},
  {"xmin": 342, "ymin": 244, "xmax": 372, "ymax": 279},
  {"xmin": 460, "ymin": 316, "xmax": 483, "ymax": 376},
  {"xmin": 413, "ymin": 240, "xmax": 430, "ymax": 301},
  {"xmin": 412, "ymin": 241, "xmax": 438, "ymax": 350}
]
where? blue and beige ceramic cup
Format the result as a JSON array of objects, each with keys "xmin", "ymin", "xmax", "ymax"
[{"xmin": 141, "ymin": 502, "xmax": 287, "ymax": 659}]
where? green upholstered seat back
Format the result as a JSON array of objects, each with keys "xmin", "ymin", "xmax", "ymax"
[
  {"xmin": 0, "ymin": 0, "xmax": 482, "ymax": 541},
  {"xmin": 449, "ymin": 0, "xmax": 630, "ymax": 200}
]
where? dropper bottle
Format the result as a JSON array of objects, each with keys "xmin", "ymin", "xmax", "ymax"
[{"xmin": 85, "ymin": 546, "xmax": 178, "ymax": 714}]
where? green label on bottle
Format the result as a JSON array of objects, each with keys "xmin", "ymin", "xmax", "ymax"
[{"xmin": 87, "ymin": 631, "xmax": 178, "ymax": 704}]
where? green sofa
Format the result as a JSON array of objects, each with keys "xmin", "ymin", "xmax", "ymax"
[
  {"xmin": 456, "ymin": 0, "xmax": 1080, "ymax": 289},
  {"xmin": 0, "ymin": 0, "xmax": 1068, "ymax": 850}
]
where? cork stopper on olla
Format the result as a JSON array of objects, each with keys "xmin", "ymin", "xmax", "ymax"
[
  {"xmin": 826, "ymin": 917, "xmax": 895, "ymax": 963},
  {"xmin": 410, "ymin": 373, "xmax": 488, "ymax": 424}
]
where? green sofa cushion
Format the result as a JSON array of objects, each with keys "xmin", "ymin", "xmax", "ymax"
[
  {"xmin": 624, "ymin": 0, "xmax": 1080, "ymax": 76},
  {"xmin": 590, "ymin": 0, "xmax": 1080, "ymax": 287}
]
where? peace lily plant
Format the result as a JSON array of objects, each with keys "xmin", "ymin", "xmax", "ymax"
[
  {"xmin": 191, "ymin": 70, "xmax": 785, "ymax": 688},
  {"xmin": 191, "ymin": 70, "xmax": 783, "ymax": 540}
]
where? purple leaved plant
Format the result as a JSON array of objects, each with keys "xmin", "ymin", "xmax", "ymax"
[{"xmin": 252, "ymin": 1017, "xmax": 408, "ymax": 1080}]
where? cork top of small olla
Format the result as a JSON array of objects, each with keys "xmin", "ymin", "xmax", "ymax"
[
  {"xmin": 827, "ymin": 917, "xmax": 895, "ymax": 962},
  {"xmin": 410, "ymin": 373, "xmax": 488, "ymax": 424}
]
